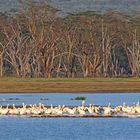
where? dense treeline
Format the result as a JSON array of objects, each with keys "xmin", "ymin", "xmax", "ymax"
[{"xmin": 0, "ymin": 0, "xmax": 140, "ymax": 78}]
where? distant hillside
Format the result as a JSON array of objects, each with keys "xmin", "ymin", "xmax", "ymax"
[{"xmin": 0, "ymin": 0, "xmax": 140, "ymax": 16}]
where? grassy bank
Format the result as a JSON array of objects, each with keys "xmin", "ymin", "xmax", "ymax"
[{"xmin": 0, "ymin": 77, "xmax": 140, "ymax": 93}]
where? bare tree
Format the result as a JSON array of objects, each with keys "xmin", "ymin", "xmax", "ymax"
[
  {"xmin": 122, "ymin": 29, "xmax": 140, "ymax": 76},
  {"xmin": 18, "ymin": 0, "xmax": 59, "ymax": 78},
  {"xmin": 101, "ymin": 19, "xmax": 115, "ymax": 77},
  {"xmin": 1, "ymin": 23, "xmax": 33, "ymax": 77},
  {"xmin": 0, "ymin": 46, "xmax": 4, "ymax": 77}
]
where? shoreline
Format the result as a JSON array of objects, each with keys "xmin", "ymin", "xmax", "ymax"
[
  {"xmin": 0, "ymin": 77, "xmax": 140, "ymax": 93},
  {"xmin": 1, "ymin": 91, "xmax": 140, "ymax": 94}
]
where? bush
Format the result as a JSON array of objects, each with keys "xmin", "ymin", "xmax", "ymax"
[{"xmin": 71, "ymin": 96, "xmax": 86, "ymax": 100}]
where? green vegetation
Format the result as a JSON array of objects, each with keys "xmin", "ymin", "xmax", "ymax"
[{"xmin": 71, "ymin": 96, "xmax": 86, "ymax": 100}]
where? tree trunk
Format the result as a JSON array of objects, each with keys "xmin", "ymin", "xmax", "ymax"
[{"xmin": 0, "ymin": 53, "xmax": 3, "ymax": 77}]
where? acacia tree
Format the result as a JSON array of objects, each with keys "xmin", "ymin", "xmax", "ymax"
[
  {"xmin": 0, "ymin": 13, "xmax": 9, "ymax": 77},
  {"xmin": 122, "ymin": 28, "xmax": 140, "ymax": 76},
  {"xmin": 1, "ymin": 7, "xmax": 140, "ymax": 78},
  {"xmin": 18, "ymin": 0, "xmax": 60, "ymax": 78},
  {"xmin": 77, "ymin": 16, "xmax": 102, "ymax": 77},
  {"xmin": 100, "ymin": 19, "xmax": 116, "ymax": 77},
  {"xmin": 0, "ymin": 29, "xmax": 4, "ymax": 77},
  {"xmin": 0, "ymin": 46, "xmax": 4, "ymax": 77},
  {"xmin": 1, "ymin": 22, "xmax": 33, "ymax": 77},
  {"xmin": 60, "ymin": 19, "xmax": 80, "ymax": 77},
  {"xmin": 57, "ymin": 15, "xmax": 102, "ymax": 77}
]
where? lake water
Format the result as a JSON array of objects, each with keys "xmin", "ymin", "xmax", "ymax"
[
  {"xmin": 0, "ymin": 117, "xmax": 140, "ymax": 140},
  {"xmin": 1, "ymin": 0, "xmax": 140, "ymax": 16},
  {"xmin": 0, "ymin": 93, "xmax": 140, "ymax": 140},
  {"xmin": 0, "ymin": 93, "xmax": 140, "ymax": 106}
]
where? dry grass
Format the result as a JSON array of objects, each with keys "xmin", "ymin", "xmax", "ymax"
[{"xmin": 0, "ymin": 77, "xmax": 140, "ymax": 93}]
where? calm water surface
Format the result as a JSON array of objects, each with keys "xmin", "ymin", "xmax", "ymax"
[
  {"xmin": 0, "ymin": 117, "xmax": 140, "ymax": 140},
  {"xmin": 0, "ymin": 93, "xmax": 140, "ymax": 106},
  {"xmin": 0, "ymin": 93, "xmax": 140, "ymax": 140}
]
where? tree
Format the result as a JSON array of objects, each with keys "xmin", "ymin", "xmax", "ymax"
[
  {"xmin": 122, "ymin": 28, "xmax": 140, "ymax": 76},
  {"xmin": 17, "ymin": 0, "xmax": 59, "ymax": 78},
  {"xmin": 101, "ymin": 19, "xmax": 115, "ymax": 77},
  {"xmin": 77, "ymin": 16, "xmax": 102, "ymax": 77},
  {"xmin": 1, "ymin": 22, "xmax": 33, "ymax": 77}
]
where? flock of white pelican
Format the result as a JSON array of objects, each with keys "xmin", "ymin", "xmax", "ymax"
[{"xmin": 0, "ymin": 101, "xmax": 140, "ymax": 117}]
